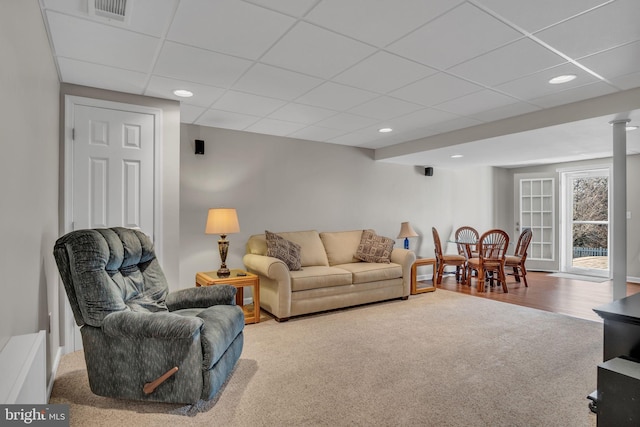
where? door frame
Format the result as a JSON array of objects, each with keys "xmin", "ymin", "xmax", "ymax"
[
  {"xmin": 559, "ymin": 166, "xmax": 611, "ymax": 277},
  {"xmin": 62, "ymin": 95, "xmax": 163, "ymax": 352}
]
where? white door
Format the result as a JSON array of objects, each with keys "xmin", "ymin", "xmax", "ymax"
[
  {"xmin": 561, "ymin": 169, "xmax": 610, "ymax": 277},
  {"xmin": 63, "ymin": 96, "xmax": 161, "ymax": 352},
  {"xmin": 516, "ymin": 174, "xmax": 556, "ymax": 271},
  {"xmin": 72, "ymin": 104, "xmax": 155, "ymax": 235}
]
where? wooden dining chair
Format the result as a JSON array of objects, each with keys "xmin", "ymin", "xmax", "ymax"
[
  {"xmin": 432, "ymin": 227, "xmax": 467, "ymax": 284},
  {"xmin": 466, "ymin": 229, "xmax": 510, "ymax": 292},
  {"xmin": 455, "ymin": 226, "xmax": 479, "ymax": 259},
  {"xmin": 505, "ymin": 228, "xmax": 533, "ymax": 287}
]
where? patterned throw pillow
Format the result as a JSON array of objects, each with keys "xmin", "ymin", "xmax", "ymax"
[
  {"xmin": 265, "ymin": 230, "xmax": 302, "ymax": 271},
  {"xmin": 355, "ymin": 229, "xmax": 394, "ymax": 263}
]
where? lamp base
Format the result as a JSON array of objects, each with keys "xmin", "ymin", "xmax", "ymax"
[
  {"xmin": 404, "ymin": 238, "xmax": 409, "ymax": 250},
  {"xmin": 217, "ymin": 235, "xmax": 231, "ymax": 277},
  {"xmin": 217, "ymin": 267, "xmax": 231, "ymax": 278}
]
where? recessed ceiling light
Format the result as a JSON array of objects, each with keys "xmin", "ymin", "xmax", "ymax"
[
  {"xmin": 548, "ymin": 75, "xmax": 576, "ymax": 84},
  {"xmin": 451, "ymin": 154, "xmax": 463, "ymax": 159},
  {"xmin": 378, "ymin": 127, "xmax": 393, "ymax": 133},
  {"xmin": 173, "ymin": 89, "xmax": 193, "ymax": 98},
  {"xmin": 626, "ymin": 125, "xmax": 639, "ymax": 131}
]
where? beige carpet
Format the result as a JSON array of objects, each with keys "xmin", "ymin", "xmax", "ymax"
[{"xmin": 50, "ymin": 290, "xmax": 601, "ymax": 426}]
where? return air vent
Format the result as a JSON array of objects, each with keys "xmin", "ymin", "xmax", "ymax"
[{"xmin": 88, "ymin": 0, "xmax": 130, "ymax": 23}]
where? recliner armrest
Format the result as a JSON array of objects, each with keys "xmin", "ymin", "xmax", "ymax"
[
  {"xmin": 166, "ymin": 285, "xmax": 237, "ymax": 311},
  {"xmin": 102, "ymin": 311, "xmax": 204, "ymax": 339}
]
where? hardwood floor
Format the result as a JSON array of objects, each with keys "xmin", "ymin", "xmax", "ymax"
[{"xmin": 429, "ymin": 271, "xmax": 640, "ymax": 322}]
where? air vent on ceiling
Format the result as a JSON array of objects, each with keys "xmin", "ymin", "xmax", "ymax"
[{"xmin": 88, "ymin": 0, "xmax": 130, "ymax": 23}]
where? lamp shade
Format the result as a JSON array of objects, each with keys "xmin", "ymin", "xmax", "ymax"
[
  {"xmin": 397, "ymin": 222, "xmax": 418, "ymax": 239},
  {"xmin": 205, "ymin": 208, "xmax": 240, "ymax": 235}
]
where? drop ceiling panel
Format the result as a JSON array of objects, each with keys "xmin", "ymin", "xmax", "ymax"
[
  {"xmin": 179, "ymin": 104, "xmax": 207, "ymax": 124},
  {"xmin": 212, "ymin": 91, "xmax": 287, "ymax": 116},
  {"xmin": 167, "ymin": 0, "xmax": 295, "ymax": 59},
  {"xmin": 333, "ymin": 52, "xmax": 437, "ymax": 94},
  {"xmin": 46, "ymin": 11, "xmax": 159, "ymax": 72},
  {"xmin": 145, "ymin": 76, "xmax": 226, "ymax": 107},
  {"xmin": 530, "ymin": 81, "xmax": 618, "ymax": 108},
  {"xmin": 388, "ymin": 3, "xmax": 522, "ymax": 70},
  {"xmin": 349, "ymin": 96, "xmax": 424, "ymax": 120},
  {"xmin": 260, "ymin": 22, "xmax": 376, "ymax": 79},
  {"xmin": 388, "ymin": 108, "xmax": 461, "ymax": 129},
  {"xmin": 535, "ymin": 0, "xmax": 640, "ymax": 59},
  {"xmin": 231, "ymin": 63, "xmax": 323, "ymax": 100},
  {"xmin": 449, "ymin": 38, "xmax": 566, "ymax": 87},
  {"xmin": 314, "ymin": 113, "xmax": 378, "ymax": 132},
  {"xmin": 243, "ymin": 0, "xmax": 318, "ymax": 17},
  {"xmin": 391, "ymin": 73, "xmax": 483, "ymax": 106},
  {"xmin": 58, "ymin": 58, "xmax": 148, "ymax": 93},
  {"xmin": 475, "ymin": 0, "xmax": 609, "ymax": 33},
  {"xmin": 297, "ymin": 82, "xmax": 378, "ymax": 111},
  {"xmin": 196, "ymin": 109, "xmax": 260, "ymax": 130},
  {"xmin": 153, "ymin": 42, "xmax": 253, "ymax": 87},
  {"xmin": 435, "ymin": 90, "xmax": 519, "ymax": 116},
  {"xmin": 289, "ymin": 126, "xmax": 346, "ymax": 142},
  {"xmin": 579, "ymin": 41, "xmax": 640, "ymax": 82},
  {"xmin": 268, "ymin": 103, "xmax": 337, "ymax": 125},
  {"xmin": 305, "ymin": 0, "xmax": 462, "ymax": 47},
  {"xmin": 245, "ymin": 118, "xmax": 307, "ymax": 136},
  {"xmin": 469, "ymin": 102, "xmax": 540, "ymax": 123}
]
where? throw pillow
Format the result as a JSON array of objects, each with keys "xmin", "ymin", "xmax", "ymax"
[
  {"xmin": 265, "ymin": 230, "xmax": 302, "ymax": 271},
  {"xmin": 355, "ymin": 229, "xmax": 394, "ymax": 263}
]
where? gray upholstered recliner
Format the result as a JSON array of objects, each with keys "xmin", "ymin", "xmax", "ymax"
[{"xmin": 53, "ymin": 227, "xmax": 244, "ymax": 404}]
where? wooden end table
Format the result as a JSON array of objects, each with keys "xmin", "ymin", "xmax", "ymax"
[
  {"xmin": 195, "ymin": 269, "xmax": 260, "ymax": 324},
  {"xmin": 411, "ymin": 257, "xmax": 437, "ymax": 294}
]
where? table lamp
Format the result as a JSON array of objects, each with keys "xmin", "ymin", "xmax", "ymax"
[
  {"xmin": 397, "ymin": 222, "xmax": 418, "ymax": 250},
  {"xmin": 205, "ymin": 208, "xmax": 240, "ymax": 277}
]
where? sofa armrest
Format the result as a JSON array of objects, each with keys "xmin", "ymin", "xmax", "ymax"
[
  {"xmin": 391, "ymin": 248, "xmax": 416, "ymax": 296},
  {"xmin": 102, "ymin": 311, "xmax": 204, "ymax": 339},
  {"xmin": 243, "ymin": 253, "xmax": 292, "ymax": 319},
  {"xmin": 166, "ymin": 285, "xmax": 237, "ymax": 311},
  {"xmin": 242, "ymin": 254, "xmax": 291, "ymax": 283}
]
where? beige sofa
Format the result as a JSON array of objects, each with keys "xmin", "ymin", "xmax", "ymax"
[{"xmin": 242, "ymin": 229, "xmax": 416, "ymax": 321}]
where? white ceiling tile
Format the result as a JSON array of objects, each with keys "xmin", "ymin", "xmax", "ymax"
[
  {"xmin": 289, "ymin": 126, "xmax": 347, "ymax": 142},
  {"xmin": 333, "ymin": 52, "xmax": 437, "ymax": 94},
  {"xmin": 46, "ymin": 11, "xmax": 160, "ymax": 72},
  {"xmin": 388, "ymin": 3, "xmax": 522, "ymax": 70},
  {"xmin": 57, "ymin": 58, "xmax": 148, "ymax": 93},
  {"xmin": 578, "ymin": 41, "xmax": 640, "ymax": 82},
  {"xmin": 428, "ymin": 116, "xmax": 484, "ymax": 133},
  {"xmin": 195, "ymin": 109, "xmax": 260, "ymax": 130},
  {"xmin": 305, "ymin": 0, "xmax": 463, "ymax": 47},
  {"xmin": 315, "ymin": 113, "xmax": 378, "ymax": 132},
  {"xmin": 476, "ymin": 0, "xmax": 608, "ymax": 32},
  {"xmin": 348, "ymin": 96, "xmax": 423, "ymax": 120},
  {"xmin": 260, "ymin": 22, "xmax": 376, "ymax": 78},
  {"xmin": 529, "ymin": 82, "xmax": 618, "ymax": 108},
  {"xmin": 244, "ymin": 118, "xmax": 307, "ymax": 136},
  {"xmin": 610, "ymin": 71, "xmax": 640, "ymax": 90},
  {"xmin": 449, "ymin": 38, "xmax": 565, "ymax": 86},
  {"xmin": 496, "ymin": 63, "xmax": 600, "ymax": 100},
  {"xmin": 469, "ymin": 101, "xmax": 540, "ymax": 123},
  {"xmin": 213, "ymin": 91, "xmax": 286, "ymax": 116},
  {"xmin": 145, "ymin": 76, "xmax": 226, "ymax": 107},
  {"xmin": 179, "ymin": 104, "xmax": 207, "ymax": 124},
  {"xmin": 154, "ymin": 42, "xmax": 253, "ymax": 87},
  {"xmin": 390, "ymin": 108, "xmax": 461, "ymax": 129},
  {"xmin": 435, "ymin": 90, "xmax": 519, "ymax": 116},
  {"xmin": 168, "ymin": 0, "xmax": 295, "ymax": 59},
  {"xmin": 243, "ymin": 0, "xmax": 317, "ymax": 17},
  {"xmin": 391, "ymin": 73, "xmax": 483, "ymax": 106},
  {"xmin": 535, "ymin": 0, "xmax": 640, "ymax": 58},
  {"xmin": 328, "ymin": 129, "xmax": 383, "ymax": 147},
  {"xmin": 268, "ymin": 103, "xmax": 337, "ymax": 124},
  {"xmin": 232, "ymin": 63, "xmax": 323, "ymax": 100},
  {"xmin": 296, "ymin": 82, "xmax": 378, "ymax": 111}
]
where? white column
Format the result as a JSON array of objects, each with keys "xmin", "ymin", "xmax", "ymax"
[{"xmin": 610, "ymin": 119, "xmax": 629, "ymax": 301}]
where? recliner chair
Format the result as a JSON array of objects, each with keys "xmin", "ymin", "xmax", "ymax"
[{"xmin": 53, "ymin": 227, "xmax": 244, "ymax": 404}]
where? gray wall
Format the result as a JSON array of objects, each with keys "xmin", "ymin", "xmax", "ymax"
[
  {"xmin": 0, "ymin": 0, "xmax": 61, "ymax": 379},
  {"xmin": 178, "ymin": 124, "xmax": 498, "ymax": 287}
]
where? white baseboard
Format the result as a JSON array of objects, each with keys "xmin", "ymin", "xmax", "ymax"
[{"xmin": 47, "ymin": 346, "xmax": 63, "ymax": 402}]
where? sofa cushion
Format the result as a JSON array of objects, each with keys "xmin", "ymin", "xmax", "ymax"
[
  {"xmin": 246, "ymin": 230, "xmax": 329, "ymax": 267},
  {"xmin": 265, "ymin": 230, "xmax": 302, "ymax": 271},
  {"xmin": 336, "ymin": 262, "xmax": 403, "ymax": 284},
  {"xmin": 320, "ymin": 230, "xmax": 363, "ymax": 266},
  {"xmin": 355, "ymin": 230, "xmax": 394, "ymax": 263},
  {"xmin": 290, "ymin": 266, "xmax": 352, "ymax": 292}
]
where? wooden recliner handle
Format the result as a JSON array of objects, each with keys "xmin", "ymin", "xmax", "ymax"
[{"xmin": 143, "ymin": 366, "xmax": 179, "ymax": 395}]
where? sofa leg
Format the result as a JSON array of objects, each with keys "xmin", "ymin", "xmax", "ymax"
[
  {"xmin": 401, "ymin": 296, "xmax": 409, "ymax": 300},
  {"xmin": 275, "ymin": 316, "xmax": 289, "ymax": 322}
]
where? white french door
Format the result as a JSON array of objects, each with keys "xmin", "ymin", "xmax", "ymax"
[
  {"xmin": 517, "ymin": 176, "xmax": 556, "ymax": 271},
  {"xmin": 561, "ymin": 169, "xmax": 610, "ymax": 277}
]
